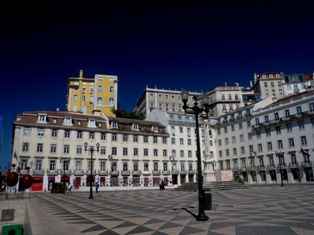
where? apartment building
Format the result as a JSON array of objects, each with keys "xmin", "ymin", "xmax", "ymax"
[
  {"xmin": 282, "ymin": 73, "xmax": 314, "ymax": 96},
  {"xmin": 11, "ymin": 110, "xmax": 173, "ymax": 191},
  {"xmin": 214, "ymin": 89, "xmax": 314, "ymax": 184},
  {"xmin": 134, "ymin": 86, "xmax": 202, "ymax": 117},
  {"xmin": 252, "ymin": 72, "xmax": 284, "ymax": 100},
  {"xmin": 67, "ymin": 70, "xmax": 118, "ymax": 117}
]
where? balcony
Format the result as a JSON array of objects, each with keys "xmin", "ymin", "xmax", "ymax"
[
  {"xmin": 301, "ymin": 161, "xmax": 312, "ymax": 167},
  {"xmin": 132, "ymin": 170, "xmax": 142, "ymax": 176},
  {"xmin": 152, "ymin": 170, "xmax": 160, "ymax": 176},
  {"xmin": 162, "ymin": 170, "xmax": 170, "ymax": 175},
  {"xmin": 289, "ymin": 163, "xmax": 299, "ymax": 168},
  {"xmin": 188, "ymin": 169, "xmax": 196, "ymax": 174},
  {"xmin": 60, "ymin": 170, "xmax": 72, "ymax": 175},
  {"xmin": 277, "ymin": 163, "xmax": 287, "ymax": 169},
  {"xmin": 98, "ymin": 170, "xmax": 109, "ymax": 175},
  {"xmin": 143, "ymin": 171, "xmax": 151, "ymax": 176},
  {"xmin": 33, "ymin": 169, "xmax": 45, "ymax": 175},
  {"xmin": 267, "ymin": 164, "xmax": 276, "ymax": 170},
  {"xmin": 19, "ymin": 169, "xmax": 29, "ymax": 175},
  {"xmin": 171, "ymin": 169, "xmax": 179, "ymax": 175},
  {"xmin": 180, "ymin": 170, "xmax": 187, "ymax": 175},
  {"xmin": 256, "ymin": 165, "xmax": 265, "ymax": 170},
  {"xmin": 47, "ymin": 170, "xmax": 57, "ymax": 175},
  {"xmin": 247, "ymin": 165, "xmax": 256, "ymax": 171},
  {"xmin": 73, "ymin": 169, "xmax": 85, "ymax": 175},
  {"xmin": 110, "ymin": 170, "xmax": 119, "ymax": 176},
  {"xmin": 121, "ymin": 170, "xmax": 130, "ymax": 176}
]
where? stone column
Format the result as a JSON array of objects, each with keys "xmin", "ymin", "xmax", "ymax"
[
  {"xmin": 248, "ymin": 172, "xmax": 253, "ymax": 184},
  {"xmin": 266, "ymin": 171, "xmax": 272, "ymax": 184},
  {"xmin": 287, "ymin": 169, "xmax": 294, "ymax": 183},
  {"xmin": 256, "ymin": 172, "xmax": 262, "ymax": 184},
  {"xmin": 177, "ymin": 174, "xmax": 181, "ymax": 186},
  {"xmin": 276, "ymin": 172, "xmax": 282, "ymax": 185}
]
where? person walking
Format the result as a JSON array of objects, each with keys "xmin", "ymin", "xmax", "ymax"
[
  {"xmin": 68, "ymin": 183, "xmax": 73, "ymax": 194},
  {"xmin": 95, "ymin": 181, "xmax": 99, "ymax": 193}
]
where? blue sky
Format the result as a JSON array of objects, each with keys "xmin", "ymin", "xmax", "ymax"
[{"xmin": 1, "ymin": 1, "xmax": 314, "ymax": 168}]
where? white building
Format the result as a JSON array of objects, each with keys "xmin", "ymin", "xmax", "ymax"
[
  {"xmin": 134, "ymin": 86, "xmax": 202, "ymax": 117},
  {"xmin": 282, "ymin": 73, "xmax": 314, "ymax": 96},
  {"xmin": 213, "ymin": 89, "xmax": 314, "ymax": 184},
  {"xmin": 11, "ymin": 110, "xmax": 181, "ymax": 191}
]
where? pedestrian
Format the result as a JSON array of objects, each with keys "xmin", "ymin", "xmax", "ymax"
[
  {"xmin": 159, "ymin": 180, "xmax": 163, "ymax": 191},
  {"xmin": 95, "ymin": 181, "xmax": 99, "ymax": 193},
  {"xmin": 68, "ymin": 183, "xmax": 73, "ymax": 194},
  {"xmin": 161, "ymin": 180, "xmax": 165, "ymax": 191}
]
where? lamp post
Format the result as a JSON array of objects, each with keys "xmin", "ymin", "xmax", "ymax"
[
  {"xmin": 276, "ymin": 151, "xmax": 284, "ymax": 187},
  {"xmin": 84, "ymin": 142, "xmax": 100, "ymax": 199},
  {"xmin": 181, "ymin": 90, "xmax": 210, "ymax": 221}
]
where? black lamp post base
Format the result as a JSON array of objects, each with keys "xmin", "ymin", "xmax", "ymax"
[
  {"xmin": 89, "ymin": 195, "xmax": 93, "ymax": 199},
  {"xmin": 196, "ymin": 214, "xmax": 209, "ymax": 221}
]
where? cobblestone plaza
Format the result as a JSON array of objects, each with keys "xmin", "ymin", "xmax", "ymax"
[{"xmin": 29, "ymin": 185, "xmax": 314, "ymax": 235}]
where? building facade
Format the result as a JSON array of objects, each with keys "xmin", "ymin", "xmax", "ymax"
[
  {"xmin": 213, "ymin": 90, "xmax": 314, "ymax": 184},
  {"xmin": 134, "ymin": 87, "xmax": 201, "ymax": 117},
  {"xmin": 253, "ymin": 72, "xmax": 284, "ymax": 100},
  {"xmin": 11, "ymin": 110, "xmax": 184, "ymax": 191},
  {"xmin": 146, "ymin": 109, "xmax": 212, "ymax": 185},
  {"xmin": 67, "ymin": 70, "xmax": 118, "ymax": 117},
  {"xmin": 282, "ymin": 73, "xmax": 314, "ymax": 96}
]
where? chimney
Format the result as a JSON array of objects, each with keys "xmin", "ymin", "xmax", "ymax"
[{"xmin": 79, "ymin": 69, "xmax": 83, "ymax": 78}]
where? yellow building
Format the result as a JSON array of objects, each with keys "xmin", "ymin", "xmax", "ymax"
[{"xmin": 67, "ymin": 70, "xmax": 118, "ymax": 117}]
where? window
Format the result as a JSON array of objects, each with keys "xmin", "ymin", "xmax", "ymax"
[
  {"xmin": 188, "ymin": 150, "xmax": 192, "ymax": 158},
  {"xmin": 296, "ymin": 106, "xmax": 302, "ymax": 115},
  {"xmin": 275, "ymin": 126, "xmax": 281, "ymax": 135},
  {"xmin": 100, "ymin": 161, "xmax": 106, "ymax": 171},
  {"xmin": 265, "ymin": 128, "xmax": 271, "ymax": 137},
  {"xmin": 226, "ymin": 149, "xmax": 229, "ymax": 156},
  {"xmin": 241, "ymin": 159, "xmax": 246, "ymax": 167},
  {"xmin": 162, "ymin": 137, "xmax": 167, "ymax": 144},
  {"xmin": 239, "ymin": 123, "xmax": 243, "ymax": 129},
  {"xmin": 134, "ymin": 162, "xmax": 139, "ymax": 171},
  {"xmin": 285, "ymin": 109, "xmax": 290, "ymax": 117},
  {"xmin": 111, "ymin": 122, "xmax": 118, "ymax": 129},
  {"xmin": 171, "ymin": 138, "xmax": 175, "ymax": 144},
  {"xmin": 38, "ymin": 128, "xmax": 45, "ymax": 137},
  {"xmin": 111, "ymin": 147, "xmax": 117, "ymax": 155},
  {"xmin": 163, "ymin": 162, "xmax": 168, "ymax": 171},
  {"xmin": 256, "ymin": 131, "xmax": 261, "ymax": 139},
  {"xmin": 100, "ymin": 147, "xmax": 106, "ymax": 155},
  {"xmin": 112, "ymin": 133, "xmax": 117, "ymax": 141},
  {"xmin": 143, "ymin": 136, "xmax": 148, "ymax": 143},
  {"xmin": 179, "ymin": 127, "xmax": 183, "ymax": 133},
  {"xmin": 49, "ymin": 160, "xmax": 56, "ymax": 171},
  {"xmin": 153, "ymin": 149, "xmax": 158, "ymax": 157},
  {"xmin": 50, "ymin": 144, "xmax": 57, "ymax": 153},
  {"xmin": 274, "ymin": 112, "xmax": 279, "ymax": 120},
  {"xmin": 247, "ymin": 120, "xmax": 251, "ymax": 127},
  {"xmin": 310, "ymin": 102, "xmax": 314, "ymax": 112},
  {"xmin": 180, "ymin": 150, "xmax": 184, "ymax": 157},
  {"xmin": 134, "ymin": 148, "xmax": 138, "ymax": 156},
  {"xmin": 64, "ymin": 130, "xmax": 70, "ymax": 138},
  {"xmin": 153, "ymin": 136, "xmax": 158, "ymax": 143},
  {"xmin": 258, "ymin": 144, "xmax": 263, "ymax": 152},
  {"xmin": 231, "ymin": 136, "xmax": 236, "ymax": 144},
  {"xmin": 109, "ymin": 98, "xmax": 114, "ymax": 105},
  {"xmin": 132, "ymin": 123, "xmax": 139, "ymax": 130},
  {"xmin": 188, "ymin": 139, "xmax": 191, "ymax": 145},
  {"xmin": 110, "ymin": 86, "xmax": 114, "ymax": 92},
  {"xmin": 264, "ymin": 82, "xmax": 267, "ymax": 87},
  {"xmin": 288, "ymin": 138, "xmax": 295, "ymax": 147},
  {"xmin": 239, "ymin": 134, "xmax": 244, "ymax": 142},
  {"xmin": 264, "ymin": 115, "xmax": 269, "ymax": 123},
  {"xmin": 98, "ymin": 85, "xmax": 103, "ymax": 92},
  {"xmin": 233, "ymin": 148, "xmax": 237, "ymax": 155},
  {"xmin": 123, "ymin": 134, "xmax": 128, "ymax": 142},
  {"xmin": 133, "ymin": 135, "xmax": 138, "ymax": 142},
  {"xmin": 88, "ymin": 120, "xmax": 96, "ymax": 128},
  {"xmin": 248, "ymin": 133, "xmax": 252, "ymax": 140},
  {"xmin": 301, "ymin": 136, "xmax": 307, "ymax": 145},
  {"xmin": 123, "ymin": 148, "xmax": 128, "ymax": 156},
  {"xmin": 163, "ymin": 149, "xmax": 167, "ymax": 157},
  {"xmin": 22, "ymin": 142, "xmax": 29, "ymax": 152},
  {"xmin": 37, "ymin": 143, "xmax": 43, "ymax": 152},
  {"xmin": 51, "ymin": 130, "xmax": 57, "ymax": 137},
  {"xmin": 277, "ymin": 140, "xmax": 283, "ymax": 149},
  {"xmin": 222, "ymin": 94, "xmax": 225, "ymax": 101},
  {"xmin": 286, "ymin": 123, "xmax": 292, "ymax": 132},
  {"xmin": 255, "ymin": 118, "xmax": 259, "ymax": 124},
  {"xmin": 89, "ymin": 132, "xmax": 95, "ymax": 139},
  {"xmin": 64, "ymin": 117, "xmax": 72, "ymax": 126},
  {"xmin": 235, "ymin": 94, "xmax": 239, "ymax": 101},
  {"xmin": 144, "ymin": 148, "xmax": 148, "ymax": 156},
  {"xmin": 180, "ymin": 138, "xmax": 184, "ymax": 145},
  {"xmin": 267, "ymin": 142, "xmax": 272, "ymax": 151},
  {"xmin": 219, "ymin": 150, "xmax": 222, "ymax": 157},
  {"xmin": 298, "ymin": 120, "xmax": 304, "ymax": 130},
  {"xmin": 64, "ymin": 144, "xmax": 70, "ymax": 154},
  {"xmin": 231, "ymin": 125, "xmax": 235, "ymax": 131},
  {"xmin": 101, "ymin": 133, "xmax": 106, "ymax": 140},
  {"xmin": 23, "ymin": 127, "xmax": 31, "ymax": 136},
  {"xmin": 77, "ymin": 131, "xmax": 82, "ymax": 139},
  {"xmin": 249, "ymin": 145, "xmax": 254, "ymax": 153},
  {"xmin": 241, "ymin": 146, "xmax": 245, "ymax": 154},
  {"xmin": 75, "ymin": 160, "xmax": 82, "ymax": 170},
  {"xmin": 35, "ymin": 160, "xmax": 42, "ymax": 171}
]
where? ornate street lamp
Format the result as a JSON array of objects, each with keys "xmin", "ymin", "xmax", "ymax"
[
  {"xmin": 181, "ymin": 90, "xmax": 210, "ymax": 221},
  {"xmin": 84, "ymin": 142, "xmax": 100, "ymax": 199},
  {"xmin": 275, "ymin": 151, "xmax": 284, "ymax": 187}
]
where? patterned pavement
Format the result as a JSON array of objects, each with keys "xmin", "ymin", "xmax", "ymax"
[{"xmin": 34, "ymin": 185, "xmax": 314, "ymax": 235}]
